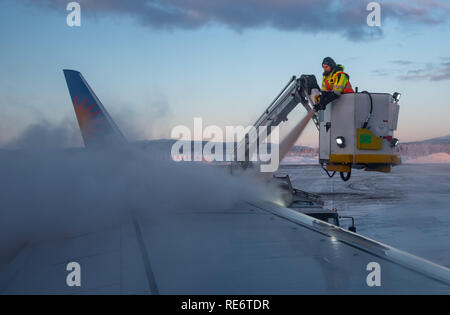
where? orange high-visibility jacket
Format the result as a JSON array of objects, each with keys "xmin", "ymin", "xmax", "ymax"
[{"xmin": 321, "ymin": 64, "xmax": 354, "ymax": 95}]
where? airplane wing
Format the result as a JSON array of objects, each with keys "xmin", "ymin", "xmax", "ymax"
[{"xmin": 0, "ymin": 200, "xmax": 449, "ymax": 294}]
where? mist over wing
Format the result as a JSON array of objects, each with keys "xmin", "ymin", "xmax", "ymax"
[{"xmin": 0, "ymin": 125, "xmax": 282, "ymax": 264}]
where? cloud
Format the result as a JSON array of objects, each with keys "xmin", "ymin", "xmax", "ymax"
[
  {"xmin": 114, "ymin": 92, "xmax": 173, "ymax": 141},
  {"xmin": 391, "ymin": 60, "xmax": 414, "ymax": 65},
  {"xmin": 371, "ymin": 69, "xmax": 391, "ymax": 77},
  {"xmin": 3, "ymin": 120, "xmax": 83, "ymax": 149},
  {"xmin": 383, "ymin": 0, "xmax": 450, "ymax": 24},
  {"xmin": 398, "ymin": 62, "xmax": 450, "ymax": 81},
  {"xmin": 20, "ymin": 0, "xmax": 450, "ymax": 40},
  {"xmin": 374, "ymin": 58, "xmax": 450, "ymax": 81}
]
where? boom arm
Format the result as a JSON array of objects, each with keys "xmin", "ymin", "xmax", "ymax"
[{"xmin": 236, "ymin": 75, "xmax": 321, "ymax": 165}]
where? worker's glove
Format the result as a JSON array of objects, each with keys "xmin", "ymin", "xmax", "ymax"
[
  {"xmin": 318, "ymin": 91, "xmax": 339, "ymax": 110},
  {"xmin": 313, "ymin": 94, "xmax": 324, "ymax": 111}
]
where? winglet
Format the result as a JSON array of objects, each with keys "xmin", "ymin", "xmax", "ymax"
[{"xmin": 63, "ymin": 69, "xmax": 127, "ymax": 147}]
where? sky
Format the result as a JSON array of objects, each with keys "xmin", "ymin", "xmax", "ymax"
[{"xmin": 0, "ymin": 0, "xmax": 449, "ymax": 147}]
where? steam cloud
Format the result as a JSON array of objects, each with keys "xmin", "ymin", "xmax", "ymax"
[{"xmin": 0, "ymin": 124, "xmax": 282, "ymax": 265}]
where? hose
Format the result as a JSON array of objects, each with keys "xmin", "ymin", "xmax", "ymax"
[
  {"xmin": 340, "ymin": 169, "xmax": 352, "ymax": 181},
  {"xmin": 321, "ymin": 163, "xmax": 336, "ymax": 178},
  {"xmin": 361, "ymin": 91, "xmax": 373, "ymax": 129}
]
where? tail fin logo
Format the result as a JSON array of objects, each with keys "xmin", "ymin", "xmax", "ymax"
[{"xmin": 72, "ymin": 95, "xmax": 102, "ymax": 142}]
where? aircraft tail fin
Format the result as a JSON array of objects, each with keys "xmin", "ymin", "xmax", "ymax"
[{"xmin": 63, "ymin": 69, "xmax": 127, "ymax": 147}]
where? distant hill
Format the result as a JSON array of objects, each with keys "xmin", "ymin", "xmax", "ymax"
[
  {"xmin": 285, "ymin": 145, "xmax": 318, "ymax": 155},
  {"xmin": 396, "ymin": 135, "xmax": 450, "ymax": 161},
  {"xmin": 403, "ymin": 135, "xmax": 450, "ymax": 145}
]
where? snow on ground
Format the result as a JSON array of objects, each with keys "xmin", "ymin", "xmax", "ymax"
[
  {"xmin": 281, "ymin": 153, "xmax": 450, "ymax": 165},
  {"xmin": 404, "ymin": 152, "xmax": 450, "ymax": 164},
  {"xmin": 275, "ymin": 164, "xmax": 450, "ymax": 268},
  {"xmin": 281, "ymin": 155, "xmax": 318, "ymax": 165}
]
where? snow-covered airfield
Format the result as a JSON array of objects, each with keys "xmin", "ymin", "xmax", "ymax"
[
  {"xmin": 0, "ymin": 145, "xmax": 449, "ymax": 294},
  {"xmin": 277, "ymin": 163, "xmax": 450, "ymax": 268}
]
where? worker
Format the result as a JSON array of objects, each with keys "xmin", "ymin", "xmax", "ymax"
[{"xmin": 314, "ymin": 57, "xmax": 354, "ymax": 111}]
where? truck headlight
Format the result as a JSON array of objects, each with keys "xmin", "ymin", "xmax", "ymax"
[
  {"xmin": 336, "ymin": 136, "xmax": 346, "ymax": 148},
  {"xmin": 390, "ymin": 138, "xmax": 399, "ymax": 147}
]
